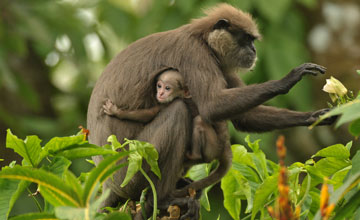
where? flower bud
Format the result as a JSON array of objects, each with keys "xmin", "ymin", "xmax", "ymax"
[{"xmin": 322, "ymin": 76, "xmax": 348, "ymax": 97}]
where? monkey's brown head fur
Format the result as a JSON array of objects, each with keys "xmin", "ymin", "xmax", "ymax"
[{"xmin": 190, "ymin": 4, "xmax": 260, "ymax": 71}]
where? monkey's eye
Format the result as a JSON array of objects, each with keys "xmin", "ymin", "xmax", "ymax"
[
  {"xmin": 165, "ymin": 86, "xmax": 171, "ymax": 91},
  {"xmin": 157, "ymin": 84, "xmax": 162, "ymax": 88}
]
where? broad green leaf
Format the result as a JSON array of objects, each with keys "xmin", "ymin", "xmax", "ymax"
[
  {"xmin": 349, "ymin": 118, "xmax": 360, "ymax": 137},
  {"xmin": 5, "ymin": 180, "xmax": 30, "ymax": 219},
  {"xmin": 83, "ymin": 152, "xmax": 129, "ymax": 205},
  {"xmin": 121, "ymin": 152, "xmax": 142, "ymax": 187},
  {"xmin": 252, "ymin": 173, "xmax": 279, "ymax": 220},
  {"xmin": 314, "ymin": 157, "xmax": 350, "ymax": 177},
  {"xmin": 232, "ymin": 162, "xmax": 261, "ymax": 183},
  {"xmin": 187, "ymin": 164, "xmax": 209, "ymax": 181},
  {"xmin": 9, "ymin": 213, "xmax": 57, "ymax": 220},
  {"xmin": 55, "ymin": 190, "xmax": 110, "ymax": 220},
  {"xmin": 234, "ymin": 179, "xmax": 253, "ymax": 213},
  {"xmin": 245, "ymin": 137, "xmax": 268, "ymax": 179},
  {"xmin": 331, "ymin": 166, "xmax": 351, "ymax": 190},
  {"xmin": 312, "ymin": 144, "xmax": 350, "ymax": 159},
  {"xmin": 6, "ymin": 129, "xmax": 42, "ymax": 167},
  {"xmin": 56, "ymin": 147, "xmax": 117, "ymax": 159},
  {"xmin": 221, "ymin": 169, "xmax": 242, "ymax": 220},
  {"xmin": 55, "ymin": 206, "xmax": 88, "ymax": 220},
  {"xmin": 41, "ymin": 135, "xmax": 85, "ymax": 160},
  {"xmin": 357, "ymin": 70, "xmax": 360, "ymax": 75},
  {"xmin": 0, "ymin": 166, "xmax": 80, "ymax": 207},
  {"xmin": 336, "ymin": 100, "xmax": 360, "ymax": 127},
  {"xmin": 139, "ymin": 141, "xmax": 161, "ymax": 179},
  {"xmin": 232, "ymin": 145, "xmax": 256, "ymax": 170},
  {"xmin": 0, "ymin": 179, "xmax": 20, "ymax": 220}
]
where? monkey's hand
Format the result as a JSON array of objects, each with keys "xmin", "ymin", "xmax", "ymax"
[
  {"xmin": 103, "ymin": 99, "xmax": 119, "ymax": 116},
  {"xmin": 280, "ymin": 63, "xmax": 327, "ymax": 94},
  {"xmin": 306, "ymin": 108, "xmax": 338, "ymax": 125}
]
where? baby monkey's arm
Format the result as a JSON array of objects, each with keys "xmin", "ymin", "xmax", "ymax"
[{"xmin": 103, "ymin": 99, "xmax": 161, "ymax": 123}]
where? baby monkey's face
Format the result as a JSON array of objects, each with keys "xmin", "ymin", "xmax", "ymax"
[{"xmin": 156, "ymin": 79, "xmax": 182, "ymax": 103}]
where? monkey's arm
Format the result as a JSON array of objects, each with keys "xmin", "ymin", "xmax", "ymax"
[
  {"xmin": 103, "ymin": 99, "xmax": 162, "ymax": 123},
  {"xmin": 111, "ymin": 106, "xmax": 162, "ymax": 123},
  {"xmin": 231, "ymin": 105, "xmax": 335, "ymax": 132},
  {"xmin": 194, "ymin": 63, "xmax": 326, "ymax": 122}
]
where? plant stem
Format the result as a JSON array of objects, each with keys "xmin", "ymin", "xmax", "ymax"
[
  {"xmin": 140, "ymin": 168, "xmax": 157, "ymax": 220},
  {"xmin": 26, "ymin": 188, "xmax": 42, "ymax": 212}
]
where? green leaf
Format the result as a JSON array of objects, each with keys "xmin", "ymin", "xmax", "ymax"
[
  {"xmin": 46, "ymin": 156, "xmax": 72, "ymax": 178},
  {"xmin": 55, "ymin": 190, "xmax": 110, "ymax": 220},
  {"xmin": 121, "ymin": 152, "xmax": 142, "ymax": 187},
  {"xmin": 9, "ymin": 213, "xmax": 57, "ymax": 220},
  {"xmin": 221, "ymin": 169, "xmax": 242, "ymax": 220},
  {"xmin": 314, "ymin": 157, "xmax": 350, "ymax": 177},
  {"xmin": 0, "ymin": 166, "xmax": 81, "ymax": 207},
  {"xmin": 252, "ymin": 173, "xmax": 279, "ymax": 220},
  {"xmin": 107, "ymin": 135, "xmax": 123, "ymax": 150},
  {"xmin": 41, "ymin": 135, "xmax": 85, "ymax": 159},
  {"xmin": 56, "ymin": 147, "xmax": 117, "ymax": 159},
  {"xmin": 356, "ymin": 70, "xmax": 360, "ymax": 75},
  {"xmin": 232, "ymin": 162, "xmax": 261, "ymax": 183},
  {"xmin": 83, "ymin": 152, "xmax": 129, "ymax": 205},
  {"xmin": 331, "ymin": 167, "xmax": 351, "ymax": 190},
  {"xmin": 0, "ymin": 179, "xmax": 20, "ymax": 220},
  {"xmin": 245, "ymin": 136, "xmax": 268, "ymax": 179},
  {"xmin": 312, "ymin": 144, "xmax": 350, "ymax": 159},
  {"xmin": 6, "ymin": 129, "xmax": 42, "ymax": 167},
  {"xmin": 187, "ymin": 164, "xmax": 210, "ymax": 181},
  {"xmin": 349, "ymin": 118, "xmax": 360, "ymax": 137}
]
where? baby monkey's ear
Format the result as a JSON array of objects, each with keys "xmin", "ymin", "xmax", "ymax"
[{"xmin": 183, "ymin": 87, "xmax": 192, "ymax": 99}]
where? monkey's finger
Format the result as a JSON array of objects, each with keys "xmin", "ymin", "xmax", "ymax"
[
  {"xmin": 301, "ymin": 63, "xmax": 327, "ymax": 74},
  {"xmin": 304, "ymin": 63, "xmax": 326, "ymax": 73},
  {"xmin": 304, "ymin": 70, "xmax": 320, "ymax": 76}
]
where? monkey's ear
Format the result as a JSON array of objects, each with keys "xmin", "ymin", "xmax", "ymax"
[
  {"xmin": 183, "ymin": 89, "xmax": 192, "ymax": 99},
  {"xmin": 213, "ymin": 19, "xmax": 230, "ymax": 30}
]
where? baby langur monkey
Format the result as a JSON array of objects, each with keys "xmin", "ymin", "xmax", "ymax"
[{"xmin": 103, "ymin": 69, "xmax": 209, "ymax": 160}]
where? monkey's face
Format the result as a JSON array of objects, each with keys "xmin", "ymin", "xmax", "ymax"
[
  {"xmin": 207, "ymin": 19, "xmax": 258, "ymax": 71},
  {"xmin": 156, "ymin": 80, "xmax": 182, "ymax": 103}
]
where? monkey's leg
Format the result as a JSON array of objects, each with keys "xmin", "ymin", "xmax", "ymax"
[{"xmin": 132, "ymin": 100, "xmax": 192, "ymax": 219}]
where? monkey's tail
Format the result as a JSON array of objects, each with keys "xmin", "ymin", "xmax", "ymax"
[{"xmin": 172, "ymin": 145, "xmax": 232, "ymax": 198}]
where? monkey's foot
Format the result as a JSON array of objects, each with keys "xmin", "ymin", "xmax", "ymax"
[{"xmin": 167, "ymin": 197, "xmax": 200, "ymax": 220}]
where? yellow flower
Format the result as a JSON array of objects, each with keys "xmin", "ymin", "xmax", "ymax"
[{"xmin": 322, "ymin": 76, "xmax": 348, "ymax": 97}]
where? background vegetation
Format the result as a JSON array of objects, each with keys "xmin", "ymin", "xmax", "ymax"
[{"xmin": 1, "ymin": 0, "xmax": 360, "ymax": 218}]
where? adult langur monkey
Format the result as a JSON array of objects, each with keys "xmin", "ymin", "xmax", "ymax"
[{"xmin": 87, "ymin": 3, "xmax": 335, "ymax": 219}]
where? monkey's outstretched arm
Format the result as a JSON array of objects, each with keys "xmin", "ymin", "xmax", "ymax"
[
  {"xmin": 103, "ymin": 99, "xmax": 162, "ymax": 123},
  {"xmin": 196, "ymin": 63, "xmax": 326, "ymax": 122},
  {"xmin": 231, "ymin": 105, "xmax": 335, "ymax": 132}
]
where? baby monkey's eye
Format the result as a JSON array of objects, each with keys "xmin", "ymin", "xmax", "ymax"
[
  {"xmin": 157, "ymin": 84, "xmax": 162, "ymax": 88},
  {"xmin": 165, "ymin": 86, "xmax": 171, "ymax": 91}
]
